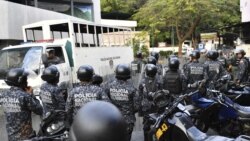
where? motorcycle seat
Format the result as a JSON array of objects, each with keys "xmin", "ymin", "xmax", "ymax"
[
  {"xmin": 234, "ymin": 104, "xmax": 250, "ymax": 118},
  {"xmin": 186, "ymin": 126, "xmax": 207, "ymax": 141}
]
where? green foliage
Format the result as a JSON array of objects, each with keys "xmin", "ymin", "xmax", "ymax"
[
  {"xmin": 141, "ymin": 45, "xmax": 149, "ymax": 57},
  {"xmin": 131, "ymin": 31, "xmax": 150, "ymax": 57},
  {"xmin": 159, "ymin": 51, "xmax": 173, "ymax": 58},
  {"xmin": 101, "ymin": 0, "xmax": 148, "ymax": 15},
  {"xmin": 133, "ymin": 0, "xmax": 240, "ymax": 55}
]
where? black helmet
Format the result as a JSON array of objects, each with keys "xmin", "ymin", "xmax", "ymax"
[
  {"xmin": 5, "ymin": 68, "xmax": 28, "ymax": 88},
  {"xmin": 135, "ymin": 51, "xmax": 142, "ymax": 59},
  {"xmin": 190, "ymin": 50, "xmax": 200, "ymax": 59},
  {"xmin": 150, "ymin": 52, "xmax": 159, "ymax": 61},
  {"xmin": 92, "ymin": 74, "xmax": 103, "ymax": 86},
  {"xmin": 145, "ymin": 64, "xmax": 157, "ymax": 78},
  {"xmin": 147, "ymin": 56, "xmax": 157, "ymax": 65},
  {"xmin": 206, "ymin": 50, "xmax": 219, "ymax": 60},
  {"xmin": 41, "ymin": 66, "xmax": 60, "ymax": 84},
  {"xmin": 169, "ymin": 58, "xmax": 180, "ymax": 70},
  {"xmin": 115, "ymin": 64, "xmax": 131, "ymax": 80},
  {"xmin": 77, "ymin": 65, "xmax": 94, "ymax": 82},
  {"xmin": 69, "ymin": 101, "xmax": 127, "ymax": 141}
]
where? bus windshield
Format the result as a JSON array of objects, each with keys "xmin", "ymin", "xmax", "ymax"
[{"xmin": 0, "ymin": 46, "xmax": 42, "ymax": 78}]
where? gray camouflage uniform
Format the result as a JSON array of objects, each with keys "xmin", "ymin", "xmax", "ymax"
[
  {"xmin": 138, "ymin": 75, "xmax": 162, "ymax": 115},
  {"xmin": 66, "ymin": 83, "xmax": 109, "ymax": 125},
  {"xmin": 186, "ymin": 60, "xmax": 208, "ymax": 92},
  {"xmin": 0, "ymin": 87, "xmax": 43, "ymax": 141},
  {"xmin": 40, "ymin": 83, "xmax": 66, "ymax": 115},
  {"xmin": 105, "ymin": 79, "xmax": 137, "ymax": 141},
  {"xmin": 204, "ymin": 60, "xmax": 228, "ymax": 83},
  {"xmin": 156, "ymin": 63, "xmax": 163, "ymax": 76},
  {"xmin": 236, "ymin": 58, "xmax": 249, "ymax": 83}
]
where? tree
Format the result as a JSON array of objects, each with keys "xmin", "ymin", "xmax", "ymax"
[
  {"xmin": 133, "ymin": 0, "xmax": 240, "ymax": 56},
  {"xmin": 101, "ymin": 0, "xmax": 148, "ymax": 19}
]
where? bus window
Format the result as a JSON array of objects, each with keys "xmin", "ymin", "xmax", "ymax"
[
  {"xmin": 80, "ymin": 24, "xmax": 88, "ymax": 47},
  {"xmin": 73, "ymin": 23, "xmax": 80, "ymax": 47},
  {"xmin": 88, "ymin": 25, "xmax": 96, "ymax": 47},
  {"xmin": 25, "ymin": 27, "xmax": 43, "ymax": 41},
  {"xmin": 50, "ymin": 23, "xmax": 69, "ymax": 40},
  {"xmin": 124, "ymin": 29, "xmax": 131, "ymax": 46},
  {"xmin": 119, "ymin": 29, "xmax": 125, "ymax": 46},
  {"xmin": 109, "ymin": 27, "xmax": 114, "ymax": 47},
  {"xmin": 96, "ymin": 26, "xmax": 102, "ymax": 47},
  {"xmin": 114, "ymin": 28, "xmax": 120, "ymax": 46},
  {"xmin": 102, "ymin": 27, "xmax": 109, "ymax": 47}
]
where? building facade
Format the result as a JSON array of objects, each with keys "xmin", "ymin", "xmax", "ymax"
[
  {"xmin": 0, "ymin": 0, "xmax": 136, "ymax": 48},
  {"xmin": 240, "ymin": 0, "xmax": 250, "ymax": 23}
]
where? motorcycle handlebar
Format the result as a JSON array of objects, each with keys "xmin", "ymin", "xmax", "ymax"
[{"xmin": 150, "ymin": 90, "xmax": 199, "ymax": 131}]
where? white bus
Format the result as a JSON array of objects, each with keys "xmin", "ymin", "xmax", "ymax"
[{"xmin": 0, "ymin": 19, "xmax": 134, "ymax": 92}]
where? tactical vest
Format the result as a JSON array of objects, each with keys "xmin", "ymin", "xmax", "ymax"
[
  {"xmin": 218, "ymin": 57, "xmax": 226, "ymax": 68},
  {"xmin": 163, "ymin": 71, "xmax": 182, "ymax": 94}
]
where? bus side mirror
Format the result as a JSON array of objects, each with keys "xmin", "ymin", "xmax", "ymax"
[{"xmin": 42, "ymin": 54, "xmax": 48, "ymax": 67}]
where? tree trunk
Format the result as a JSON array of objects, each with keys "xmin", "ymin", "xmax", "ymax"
[
  {"xmin": 175, "ymin": 16, "xmax": 201, "ymax": 57},
  {"xmin": 178, "ymin": 41, "xmax": 184, "ymax": 57}
]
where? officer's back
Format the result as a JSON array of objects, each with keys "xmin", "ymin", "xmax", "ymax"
[
  {"xmin": 0, "ymin": 68, "xmax": 43, "ymax": 141},
  {"xmin": 66, "ymin": 65, "xmax": 108, "ymax": 125},
  {"xmin": 40, "ymin": 66, "xmax": 65, "ymax": 115},
  {"xmin": 164, "ymin": 58, "xmax": 186, "ymax": 95},
  {"xmin": 186, "ymin": 50, "xmax": 208, "ymax": 91},
  {"xmin": 105, "ymin": 64, "xmax": 136, "ymax": 141},
  {"xmin": 151, "ymin": 52, "xmax": 163, "ymax": 75},
  {"xmin": 204, "ymin": 50, "xmax": 228, "ymax": 83}
]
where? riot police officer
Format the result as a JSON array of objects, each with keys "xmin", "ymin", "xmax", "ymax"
[
  {"xmin": 0, "ymin": 68, "xmax": 43, "ymax": 141},
  {"xmin": 199, "ymin": 49, "xmax": 207, "ymax": 64},
  {"xmin": 69, "ymin": 101, "xmax": 128, "ymax": 141},
  {"xmin": 92, "ymin": 74, "xmax": 103, "ymax": 87},
  {"xmin": 147, "ymin": 56, "xmax": 157, "ymax": 65},
  {"xmin": 131, "ymin": 51, "xmax": 145, "ymax": 74},
  {"xmin": 131, "ymin": 52, "xmax": 145, "ymax": 87},
  {"xmin": 163, "ymin": 58, "xmax": 186, "ymax": 95},
  {"xmin": 235, "ymin": 49, "xmax": 249, "ymax": 83},
  {"xmin": 105, "ymin": 64, "xmax": 137, "ymax": 141},
  {"xmin": 150, "ymin": 51, "xmax": 163, "ymax": 75},
  {"xmin": 218, "ymin": 50, "xmax": 228, "ymax": 69},
  {"xmin": 40, "ymin": 66, "xmax": 65, "ymax": 115},
  {"xmin": 186, "ymin": 50, "xmax": 208, "ymax": 92},
  {"xmin": 228, "ymin": 50, "xmax": 240, "ymax": 80},
  {"xmin": 183, "ymin": 54, "xmax": 193, "ymax": 77},
  {"xmin": 66, "ymin": 65, "xmax": 109, "ymax": 125},
  {"xmin": 138, "ymin": 64, "xmax": 162, "ymax": 141},
  {"xmin": 204, "ymin": 50, "xmax": 228, "ymax": 84}
]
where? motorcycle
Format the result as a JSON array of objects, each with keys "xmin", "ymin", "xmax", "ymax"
[
  {"xmin": 24, "ymin": 110, "xmax": 68, "ymax": 141},
  {"xmin": 190, "ymin": 87, "xmax": 250, "ymax": 137},
  {"xmin": 226, "ymin": 82, "xmax": 250, "ymax": 106},
  {"xmin": 148, "ymin": 91, "xmax": 250, "ymax": 141},
  {"xmin": 211, "ymin": 74, "xmax": 250, "ymax": 106}
]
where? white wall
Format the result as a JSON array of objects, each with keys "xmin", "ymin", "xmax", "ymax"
[
  {"xmin": 241, "ymin": 0, "xmax": 250, "ymax": 22},
  {"xmin": 0, "ymin": 1, "xmax": 100, "ymax": 40}
]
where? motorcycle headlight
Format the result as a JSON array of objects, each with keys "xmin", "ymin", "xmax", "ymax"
[
  {"xmin": 46, "ymin": 127, "xmax": 52, "ymax": 133},
  {"xmin": 51, "ymin": 123, "xmax": 59, "ymax": 130}
]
